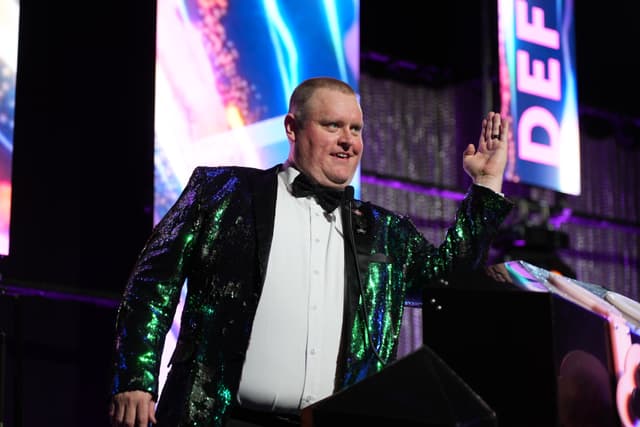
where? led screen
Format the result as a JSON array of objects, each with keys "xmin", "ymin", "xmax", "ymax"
[
  {"xmin": 0, "ymin": 0, "xmax": 20, "ymax": 255},
  {"xmin": 154, "ymin": 0, "xmax": 360, "ymax": 397},
  {"xmin": 498, "ymin": 0, "xmax": 581, "ymax": 195},
  {"xmin": 154, "ymin": 0, "xmax": 360, "ymax": 223}
]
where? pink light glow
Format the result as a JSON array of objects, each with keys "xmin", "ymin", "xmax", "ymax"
[
  {"xmin": 0, "ymin": 180, "xmax": 10, "ymax": 254},
  {"xmin": 616, "ymin": 344, "xmax": 640, "ymax": 427}
]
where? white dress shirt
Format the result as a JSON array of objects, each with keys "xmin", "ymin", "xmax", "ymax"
[{"xmin": 237, "ymin": 165, "xmax": 345, "ymax": 413}]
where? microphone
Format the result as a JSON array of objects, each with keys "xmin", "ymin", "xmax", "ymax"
[
  {"xmin": 330, "ymin": 185, "xmax": 354, "ymax": 222},
  {"xmin": 343, "ymin": 185, "xmax": 355, "ymax": 205}
]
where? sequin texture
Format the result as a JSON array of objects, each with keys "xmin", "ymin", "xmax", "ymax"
[{"xmin": 110, "ymin": 166, "xmax": 513, "ymax": 426}]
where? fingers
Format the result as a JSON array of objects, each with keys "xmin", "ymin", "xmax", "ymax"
[
  {"xmin": 131, "ymin": 398, "xmax": 152, "ymax": 427},
  {"xmin": 148, "ymin": 400, "xmax": 157, "ymax": 425},
  {"xmin": 479, "ymin": 112, "xmax": 496, "ymax": 146},
  {"xmin": 463, "ymin": 143, "xmax": 476, "ymax": 157},
  {"xmin": 486, "ymin": 112, "xmax": 500, "ymax": 141},
  {"xmin": 501, "ymin": 114, "xmax": 510, "ymax": 141},
  {"xmin": 110, "ymin": 391, "xmax": 156, "ymax": 427},
  {"xmin": 110, "ymin": 400, "xmax": 124, "ymax": 427},
  {"xmin": 480, "ymin": 111, "xmax": 508, "ymax": 150}
]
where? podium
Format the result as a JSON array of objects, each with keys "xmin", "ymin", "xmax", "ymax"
[
  {"xmin": 302, "ymin": 261, "xmax": 640, "ymax": 426},
  {"xmin": 301, "ymin": 345, "xmax": 496, "ymax": 426},
  {"xmin": 422, "ymin": 261, "xmax": 635, "ymax": 427}
]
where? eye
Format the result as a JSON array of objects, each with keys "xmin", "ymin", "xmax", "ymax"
[{"xmin": 320, "ymin": 121, "xmax": 340, "ymax": 131}]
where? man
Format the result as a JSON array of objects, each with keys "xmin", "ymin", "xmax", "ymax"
[{"xmin": 109, "ymin": 77, "xmax": 513, "ymax": 427}]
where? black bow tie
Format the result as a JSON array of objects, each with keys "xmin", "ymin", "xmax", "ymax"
[{"xmin": 291, "ymin": 173, "xmax": 345, "ymax": 212}]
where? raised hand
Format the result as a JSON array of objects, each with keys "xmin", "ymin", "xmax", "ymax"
[{"xmin": 462, "ymin": 111, "xmax": 509, "ymax": 194}]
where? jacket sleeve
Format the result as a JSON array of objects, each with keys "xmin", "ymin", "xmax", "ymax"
[
  {"xmin": 404, "ymin": 184, "xmax": 514, "ymax": 298},
  {"xmin": 110, "ymin": 167, "xmax": 207, "ymax": 400}
]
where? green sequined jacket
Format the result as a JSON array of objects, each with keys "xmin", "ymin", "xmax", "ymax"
[{"xmin": 111, "ymin": 164, "xmax": 513, "ymax": 426}]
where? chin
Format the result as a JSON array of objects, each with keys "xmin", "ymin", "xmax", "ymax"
[{"xmin": 330, "ymin": 180, "xmax": 351, "ymax": 189}]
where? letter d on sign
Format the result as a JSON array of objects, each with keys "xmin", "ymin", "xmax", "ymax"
[{"xmin": 518, "ymin": 106, "xmax": 561, "ymax": 167}]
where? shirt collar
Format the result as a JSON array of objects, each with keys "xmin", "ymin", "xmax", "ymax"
[{"xmin": 280, "ymin": 162, "xmax": 301, "ymax": 194}]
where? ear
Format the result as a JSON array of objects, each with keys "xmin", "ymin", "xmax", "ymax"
[{"xmin": 284, "ymin": 113, "xmax": 297, "ymax": 143}]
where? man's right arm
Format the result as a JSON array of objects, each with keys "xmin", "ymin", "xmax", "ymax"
[{"xmin": 110, "ymin": 168, "xmax": 209, "ymax": 416}]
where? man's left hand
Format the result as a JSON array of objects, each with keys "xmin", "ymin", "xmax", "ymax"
[{"xmin": 463, "ymin": 111, "xmax": 509, "ymax": 194}]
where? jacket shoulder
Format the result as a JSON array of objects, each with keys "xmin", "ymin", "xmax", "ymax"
[
  {"xmin": 356, "ymin": 199, "xmax": 406, "ymax": 222},
  {"xmin": 354, "ymin": 199, "xmax": 418, "ymax": 237},
  {"xmin": 188, "ymin": 164, "xmax": 281, "ymax": 183}
]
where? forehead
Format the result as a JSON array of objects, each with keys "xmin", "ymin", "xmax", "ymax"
[{"xmin": 307, "ymin": 88, "xmax": 362, "ymax": 120}]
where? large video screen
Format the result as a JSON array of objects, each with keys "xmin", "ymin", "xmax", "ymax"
[
  {"xmin": 153, "ymin": 0, "xmax": 360, "ymax": 397},
  {"xmin": 154, "ymin": 0, "xmax": 360, "ymax": 224},
  {"xmin": 498, "ymin": 0, "xmax": 581, "ymax": 195},
  {"xmin": 0, "ymin": 0, "xmax": 20, "ymax": 256}
]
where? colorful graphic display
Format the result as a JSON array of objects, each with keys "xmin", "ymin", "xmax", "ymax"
[
  {"xmin": 154, "ymin": 0, "xmax": 360, "ymax": 397},
  {"xmin": 498, "ymin": 0, "xmax": 581, "ymax": 195},
  {"xmin": 0, "ymin": 0, "xmax": 20, "ymax": 255},
  {"xmin": 154, "ymin": 0, "xmax": 360, "ymax": 223}
]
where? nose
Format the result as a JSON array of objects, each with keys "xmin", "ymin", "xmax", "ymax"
[
  {"xmin": 338, "ymin": 142, "xmax": 350, "ymax": 153},
  {"xmin": 338, "ymin": 127, "xmax": 355, "ymax": 147},
  {"xmin": 338, "ymin": 138, "xmax": 353, "ymax": 151}
]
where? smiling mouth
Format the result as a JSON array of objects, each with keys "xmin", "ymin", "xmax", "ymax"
[{"xmin": 333, "ymin": 153, "xmax": 351, "ymax": 159}]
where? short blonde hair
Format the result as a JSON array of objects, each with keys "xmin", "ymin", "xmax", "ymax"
[{"xmin": 288, "ymin": 77, "xmax": 356, "ymax": 126}]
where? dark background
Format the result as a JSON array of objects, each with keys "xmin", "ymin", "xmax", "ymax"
[
  {"xmin": 0, "ymin": 1, "xmax": 638, "ymax": 426},
  {"xmin": 360, "ymin": 1, "xmax": 640, "ymax": 118},
  {"xmin": 2, "ymin": 0, "xmax": 157, "ymax": 296}
]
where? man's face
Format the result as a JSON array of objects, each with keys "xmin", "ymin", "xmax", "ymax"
[{"xmin": 286, "ymin": 88, "xmax": 363, "ymax": 189}]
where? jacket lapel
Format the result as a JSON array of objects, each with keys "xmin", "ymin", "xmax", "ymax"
[
  {"xmin": 248, "ymin": 164, "xmax": 281, "ymax": 286},
  {"xmin": 351, "ymin": 201, "xmax": 376, "ymax": 271},
  {"xmin": 335, "ymin": 200, "xmax": 376, "ymax": 390}
]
